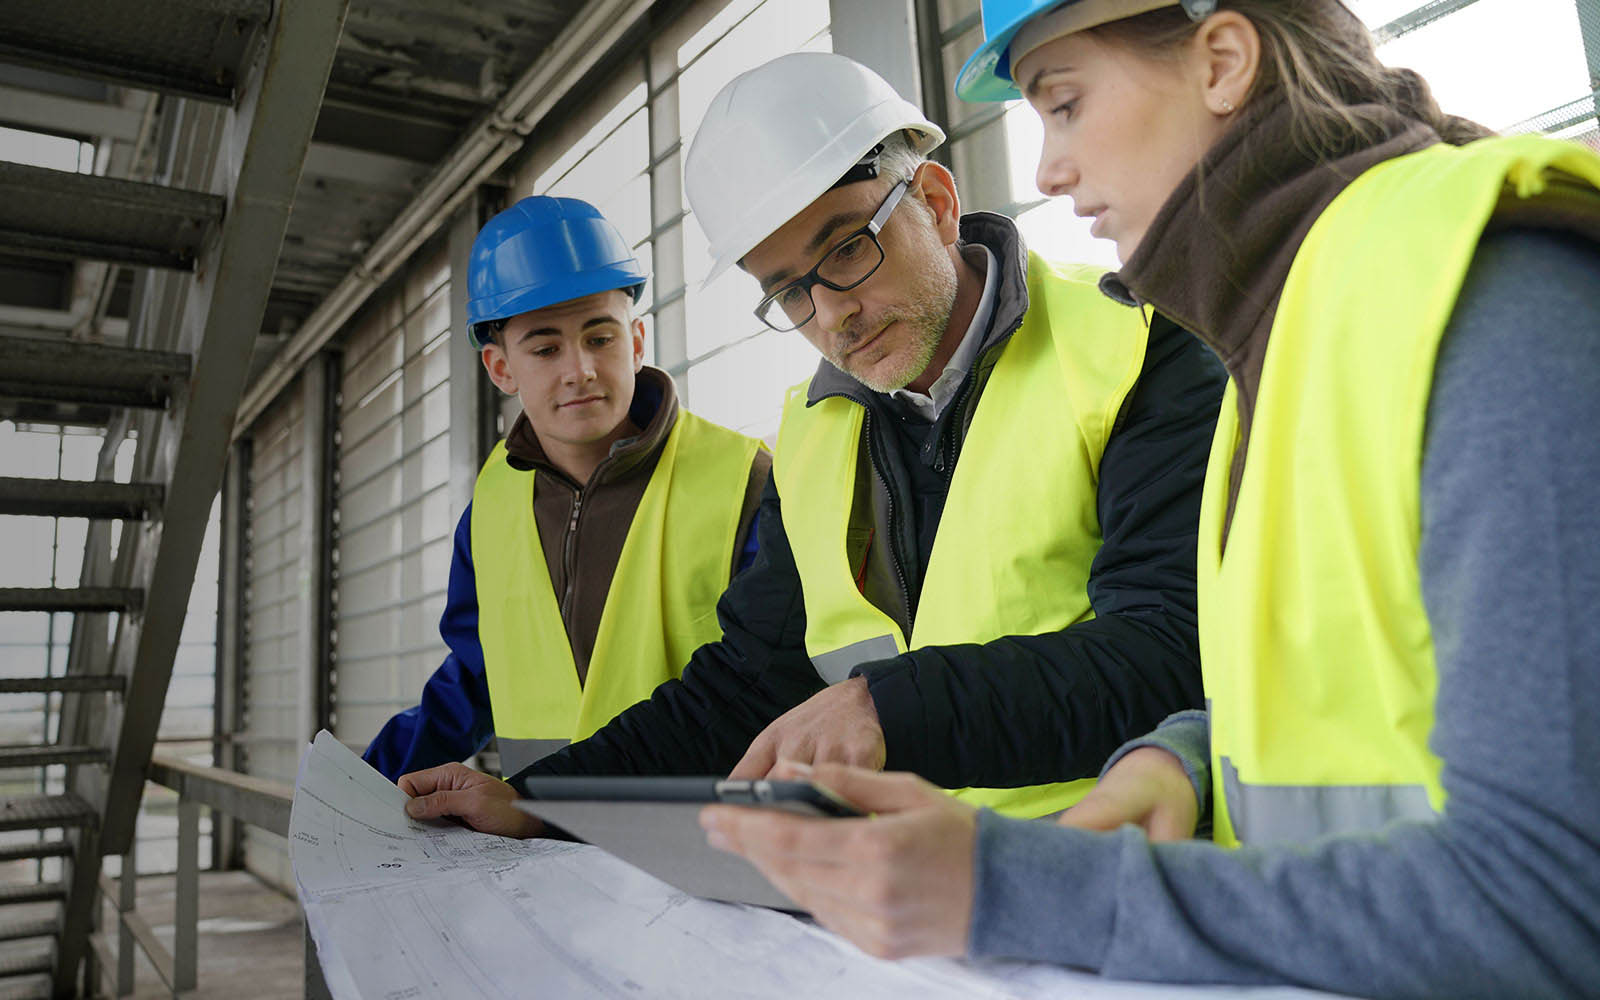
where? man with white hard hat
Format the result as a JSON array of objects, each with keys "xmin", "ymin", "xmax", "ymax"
[{"xmin": 399, "ymin": 52, "xmax": 1223, "ymax": 833}]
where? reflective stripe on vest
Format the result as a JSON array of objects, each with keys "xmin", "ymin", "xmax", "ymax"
[
  {"xmin": 473, "ymin": 411, "xmax": 761, "ymax": 778},
  {"xmin": 774, "ymin": 253, "xmax": 1148, "ymax": 819},
  {"xmin": 1200, "ymin": 136, "xmax": 1600, "ymax": 846}
]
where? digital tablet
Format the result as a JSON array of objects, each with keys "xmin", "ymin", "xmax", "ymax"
[{"xmin": 511, "ymin": 776, "xmax": 862, "ymax": 911}]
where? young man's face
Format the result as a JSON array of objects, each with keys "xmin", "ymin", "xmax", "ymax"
[
  {"xmin": 481, "ymin": 288, "xmax": 646, "ymax": 451},
  {"xmin": 741, "ymin": 164, "xmax": 960, "ymax": 393}
]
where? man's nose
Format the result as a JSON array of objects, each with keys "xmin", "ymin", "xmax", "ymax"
[{"xmin": 810, "ymin": 283, "xmax": 861, "ymax": 340}]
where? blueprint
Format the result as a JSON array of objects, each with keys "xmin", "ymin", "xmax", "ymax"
[{"xmin": 292, "ymin": 732, "xmax": 1351, "ymax": 1000}]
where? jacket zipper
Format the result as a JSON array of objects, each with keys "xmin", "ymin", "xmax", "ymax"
[
  {"xmin": 559, "ymin": 488, "xmax": 583, "ymax": 623},
  {"xmin": 860, "ymin": 407, "xmax": 913, "ymax": 621}
]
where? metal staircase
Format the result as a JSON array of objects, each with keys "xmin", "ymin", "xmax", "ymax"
[{"xmin": 0, "ymin": 1, "xmax": 349, "ymax": 995}]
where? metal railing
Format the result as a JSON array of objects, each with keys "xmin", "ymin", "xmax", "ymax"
[{"xmin": 91, "ymin": 754, "xmax": 293, "ymax": 998}]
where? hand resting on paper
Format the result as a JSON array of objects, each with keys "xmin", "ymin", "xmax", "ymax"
[{"xmin": 400, "ymin": 762, "xmax": 545, "ymax": 838}]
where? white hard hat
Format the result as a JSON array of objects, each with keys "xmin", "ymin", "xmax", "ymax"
[{"xmin": 684, "ymin": 52, "xmax": 945, "ymax": 285}]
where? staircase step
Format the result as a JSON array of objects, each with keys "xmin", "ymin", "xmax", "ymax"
[
  {"xmin": 0, "ymin": 479, "xmax": 162, "ymax": 521},
  {"xmin": 0, "ymin": 0, "xmax": 270, "ymax": 102},
  {"xmin": 0, "ymin": 678, "xmax": 124, "ymax": 696},
  {"xmin": 0, "ymin": 336, "xmax": 189, "ymax": 409},
  {"xmin": 0, "ymin": 747, "xmax": 107, "ymax": 770},
  {"xmin": 0, "ymin": 883, "xmax": 65, "ymax": 907},
  {"xmin": 0, "ymin": 843, "xmax": 70, "ymax": 865},
  {"xmin": 0, "ymin": 163, "xmax": 224, "ymax": 271},
  {"xmin": 0, "ymin": 918, "xmax": 58, "ymax": 945},
  {"xmin": 0, "ymin": 797, "xmax": 94, "ymax": 834},
  {"xmin": 0, "ymin": 589, "xmax": 142, "ymax": 614},
  {"xmin": 0, "ymin": 943, "xmax": 53, "ymax": 978},
  {"xmin": 0, "ymin": 976, "xmax": 51, "ymax": 1000}
]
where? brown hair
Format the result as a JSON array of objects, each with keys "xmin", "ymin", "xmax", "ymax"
[{"xmin": 1086, "ymin": 1, "xmax": 1490, "ymax": 160}]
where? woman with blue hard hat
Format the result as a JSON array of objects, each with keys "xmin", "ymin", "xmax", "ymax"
[
  {"xmin": 364, "ymin": 194, "xmax": 770, "ymax": 785},
  {"xmin": 698, "ymin": 2, "xmax": 1600, "ymax": 996}
]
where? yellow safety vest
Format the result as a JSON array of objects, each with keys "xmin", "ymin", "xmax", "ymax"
[
  {"xmin": 1202, "ymin": 135, "xmax": 1600, "ymax": 846},
  {"xmin": 473, "ymin": 410, "xmax": 761, "ymax": 777},
  {"xmin": 774, "ymin": 254, "xmax": 1148, "ymax": 818}
]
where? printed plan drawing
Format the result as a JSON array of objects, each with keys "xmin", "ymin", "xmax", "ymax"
[{"xmin": 292, "ymin": 732, "xmax": 1349, "ymax": 1000}]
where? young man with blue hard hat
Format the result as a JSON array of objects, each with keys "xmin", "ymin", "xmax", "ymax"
[{"xmin": 363, "ymin": 195, "xmax": 769, "ymax": 780}]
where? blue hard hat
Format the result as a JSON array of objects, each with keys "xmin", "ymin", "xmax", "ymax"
[
  {"xmin": 465, "ymin": 196, "xmax": 647, "ymax": 348},
  {"xmin": 955, "ymin": 0, "xmax": 1213, "ymax": 104}
]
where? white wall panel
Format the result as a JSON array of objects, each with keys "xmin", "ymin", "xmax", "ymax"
[
  {"xmin": 332, "ymin": 246, "xmax": 455, "ymax": 748},
  {"xmin": 241, "ymin": 386, "xmax": 305, "ymax": 892}
]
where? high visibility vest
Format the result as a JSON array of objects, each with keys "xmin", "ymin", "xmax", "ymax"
[
  {"xmin": 473, "ymin": 411, "xmax": 762, "ymax": 777},
  {"xmin": 774, "ymin": 254, "xmax": 1149, "ymax": 819},
  {"xmin": 1201, "ymin": 135, "xmax": 1600, "ymax": 846}
]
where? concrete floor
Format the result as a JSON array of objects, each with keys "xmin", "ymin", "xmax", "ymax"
[{"xmin": 94, "ymin": 870, "xmax": 304, "ymax": 1000}]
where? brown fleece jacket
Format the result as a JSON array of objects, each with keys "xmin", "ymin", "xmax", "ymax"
[
  {"xmin": 502, "ymin": 365, "xmax": 770, "ymax": 684},
  {"xmin": 1099, "ymin": 97, "xmax": 1452, "ymax": 543}
]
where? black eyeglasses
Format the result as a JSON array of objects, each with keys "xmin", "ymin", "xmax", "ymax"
[{"xmin": 753, "ymin": 179, "xmax": 909, "ymax": 332}]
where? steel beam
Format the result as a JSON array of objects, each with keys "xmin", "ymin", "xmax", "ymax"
[{"xmin": 1372, "ymin": 0, "xmax": 1484, "ymax": 43}]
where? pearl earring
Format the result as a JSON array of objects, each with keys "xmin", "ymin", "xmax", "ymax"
[{"xmin": 1220, "ymin": 98, "xmax": 1235, "ymax": 113}]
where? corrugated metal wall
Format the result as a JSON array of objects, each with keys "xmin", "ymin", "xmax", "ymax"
[
  {"xmin": 331, "ymin": 247, "xmax": 456, "ymax": 748},
  {"xmin": 240, "ymin": 387, "xmax": 306, "ymax": 891}
]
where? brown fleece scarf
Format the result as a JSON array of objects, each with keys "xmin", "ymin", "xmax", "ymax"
[{"xmin": 1100, "ymin": 97, "xmax": 1446, "ymax": 541}]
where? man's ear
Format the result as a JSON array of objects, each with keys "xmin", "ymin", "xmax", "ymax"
[
  {"xmin": 630, "ymin": 316, "xmax": 646, "ymax": 372},
  {"xmin": 911, "ymin": 161, "xmax": 963, "ymax": 247},
  {"xmin": 481, "ymin": 342, "xmax": 518, "ymax": 395}
]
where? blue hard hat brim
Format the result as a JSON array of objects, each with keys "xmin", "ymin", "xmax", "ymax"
[
  {"xmin": 466, "ymin": 271, "xmax": 646, "ymax": 350},
  {"xmin": 954, "ymin": 5, "xmax": 1041, "ymax": 103}
]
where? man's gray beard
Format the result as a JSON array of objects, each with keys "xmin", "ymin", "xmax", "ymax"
[{"xmin": 841, "ymin": 261, "xmax": 959, "ymax": 394}]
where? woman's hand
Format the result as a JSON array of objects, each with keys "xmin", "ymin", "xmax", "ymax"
[
  {"xmin": 700, "ymin": 761, "xmax": 978, "ymax": 959},
  {"xmin": 1056, "ymin": 746, "xmax": 1198, "ymax": 841}
]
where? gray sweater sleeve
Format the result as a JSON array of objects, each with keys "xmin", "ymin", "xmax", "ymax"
[{"xmin": 967, "ymin": 228, "xmax": 1600, "ymax": 999}]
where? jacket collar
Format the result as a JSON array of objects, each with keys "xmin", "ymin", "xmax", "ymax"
[
  {"xmin": 805, "ymin": 211, "xmax": 1032, "ymax": 406},
  {"xmin": 504, "ymin": 365, "xmax": 679, "ymax": 487},
  {"xmin": 1097, "ymin": 97, "xmax": 1441, "ymax": 391}
]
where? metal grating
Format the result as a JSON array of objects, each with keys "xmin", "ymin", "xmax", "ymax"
[
  {"xmin": 0, "ymin": 0, "xmax": 271, "ymax": 102},
  {"xmin": 0, "ymin": 479, "xmax": 163, "ymax": 521},
  {"xmin": 0, "ymin": 795, "xmax": 94, "ymax": 833},
  {"xmin": 0, "ymin": 589, "xmax": 141, "ymax": 614},
  {"xmin": 0, "ymin": 163, "xmax": 224, "ymax": 272},
  {"xmin": 0, "ymin": 336, "xmax": 189, "ymax": 409},
  {"xmin": 0, "ymin": 843, "xmax": 70, "ymax": 865},
  {"xmin": 0, "ymin": 747, "xmax": 107, "ymax": 769},
  {"xmin": 0, "ymin": 945, "xmax": 53, "ymax": 978},
  {"xmin": 0, "ymin": 918, "xmax": 59, "ymax": 944},
  {"xmin": 0, "ymin": 678, "xmax": 123, "ymax": 696}
]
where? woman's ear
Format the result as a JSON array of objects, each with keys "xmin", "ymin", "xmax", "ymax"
[{"xmin": 1192, "ymin": 9, "xmax": 1260, "ymax": 116}]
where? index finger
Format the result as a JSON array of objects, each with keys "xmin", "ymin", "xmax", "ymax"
[
  {"xmin": 397, "ymin": 763, "xmax": 457, "ymax": 798},
  {"xmin": 727, "ymin": 733, "xmax": 779, "ymax": 781}
]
